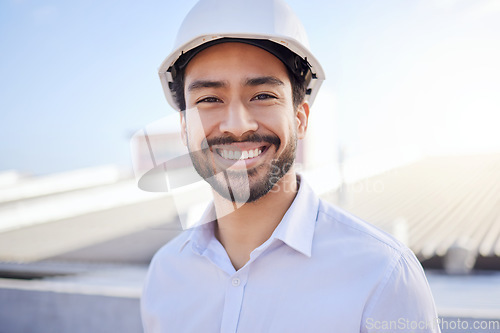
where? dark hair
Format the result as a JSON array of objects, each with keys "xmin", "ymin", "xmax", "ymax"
[{"xmin": 171, "ymin": 65, "xmax": 307, "ymax": 112}]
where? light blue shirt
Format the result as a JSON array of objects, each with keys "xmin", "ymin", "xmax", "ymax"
[{"xmin": 141, "ymin": 177, "xmax": 440, "ymax": 332}]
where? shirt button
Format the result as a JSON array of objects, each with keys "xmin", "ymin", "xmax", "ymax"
[{"xmin": 231, "ymin": 278, "xmax": 241, "ymax": 287}]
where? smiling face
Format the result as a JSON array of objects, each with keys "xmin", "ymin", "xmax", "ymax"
[{"xmin": 181, "ymin": 42, "xmax": 309, "ymax": 203}]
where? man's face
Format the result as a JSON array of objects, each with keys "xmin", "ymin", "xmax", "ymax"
[{"xmin": 180, "ymin": 42, "xmax": 308, "ymax": 203}]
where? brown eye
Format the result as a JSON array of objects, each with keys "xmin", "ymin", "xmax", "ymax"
[
  {"xmin": 197, "ymin": 96, "xmax": 222, "ymax": 104},
  {"xmin": 251, "ymin": 93, "xmax": 276, "ymax": 101}
]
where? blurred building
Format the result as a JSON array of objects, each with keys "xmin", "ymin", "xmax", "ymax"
[{"xmin": 323, "ymin": 153, "xmax": 500, "ymax": 272}]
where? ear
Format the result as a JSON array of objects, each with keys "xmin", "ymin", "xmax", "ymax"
[
  {"xmin": 179, "ymin": 111, "xmax": 187, "ymax": 146},
  {"xmin": 295, "ymin": 101, "xmax": 310, "ymax": 140}
]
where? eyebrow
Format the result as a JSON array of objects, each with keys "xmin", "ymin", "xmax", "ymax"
[
  {"xmin": 245, "ymin": 76, "xmax": 284, "ymax": 87},
  {"xmin": 187, "ymin": 80, "xmax": 228, "ymax": 92},
  {"xmin": 187, "ymin": 76, "xmax": 284, "ymax": 92}
]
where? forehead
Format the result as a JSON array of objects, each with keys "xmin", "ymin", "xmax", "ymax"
[{"xmin": 184, "ymin": 42, "xmax": 290, "ymax": 82}]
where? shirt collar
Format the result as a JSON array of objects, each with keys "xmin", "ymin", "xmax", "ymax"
[
  {"xmin": 269, "ymin": 175, "xmax": 319, "ymax": 257},
  {"xmin": 179, "ymin": 203, "xmax": 216, "ymax": 254},
  {"xmin": 179, "ymin": 174, "xmax": 320, "ymax": 257}
]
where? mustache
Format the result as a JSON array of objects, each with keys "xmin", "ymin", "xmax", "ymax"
[{"xmin": 204, "ymin": 133, "xmax": 280, "ymax": 148}]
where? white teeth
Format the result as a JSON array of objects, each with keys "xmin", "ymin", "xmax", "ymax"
[{"xmin": 218, "ymin": 147, "xmax": 265, "ymax": 160}]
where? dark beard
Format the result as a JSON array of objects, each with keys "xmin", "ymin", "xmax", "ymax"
[{"xmin": 187, "ymin": 132, "xmax": 296, "ymax": 203}]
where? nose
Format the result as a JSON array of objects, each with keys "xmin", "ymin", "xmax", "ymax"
[{"xmin": 219, "ymin": 101, "xmax": 258, "ymax": 137}]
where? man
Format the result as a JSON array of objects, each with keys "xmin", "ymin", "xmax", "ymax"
[{"xmin": 141, "ymin": 0, "xmax": 440, "ymax": 332}]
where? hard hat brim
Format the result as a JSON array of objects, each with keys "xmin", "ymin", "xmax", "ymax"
[{"xmin": 159, "ymin": 33, "xmax": 325, "ymax": 111}]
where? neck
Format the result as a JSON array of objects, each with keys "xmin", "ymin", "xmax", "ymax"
[{"xmin": 213, "ymin": 169, "xmax": 299, "ymax": 270}]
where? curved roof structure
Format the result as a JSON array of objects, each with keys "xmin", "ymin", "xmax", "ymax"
[{"xmin": 323, "ymin": 153, "xmax": 500, "ymax": 269}]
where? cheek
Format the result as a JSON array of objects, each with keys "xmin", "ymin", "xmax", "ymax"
[
  {"xmin": 267, "ymin": 113, "xmax": 296, "ymax": 136},
  {"xmin": 185, "ymin": 110, "xmax": 214, "ymax": 141}
]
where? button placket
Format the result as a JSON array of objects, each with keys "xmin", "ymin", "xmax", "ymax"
[{"xmin": 220, "ymin": 270, "xmax": 249, "ymax": 333}]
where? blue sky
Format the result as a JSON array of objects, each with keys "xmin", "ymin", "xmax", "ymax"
[{"xmin": 1, "ymin": 0, "xmax": 499, "ymax": 175}]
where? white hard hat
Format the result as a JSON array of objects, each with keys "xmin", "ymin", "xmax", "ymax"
[{"xmin": 159, "ymin": 0, "xmax": 325, "ymax": 110}]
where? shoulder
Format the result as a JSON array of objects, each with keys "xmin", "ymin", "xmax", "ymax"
[
  {"xmin": 316, "ymin": 198, "xmax": 409, "ymax": 255},
  {"xmin": 313, "ymin": 198, "xmax": 425, "ymax": 281},
  {"xmin": 149, "ymin": 229, "xmax": 194, "ymax": 267},
  {"xmin": 142, "ymin": 229, "xmax": 194, "ymax": 296},
  {"xmin": 316, "ymin": 200, "xmax": 439, "ymax": 326}
]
